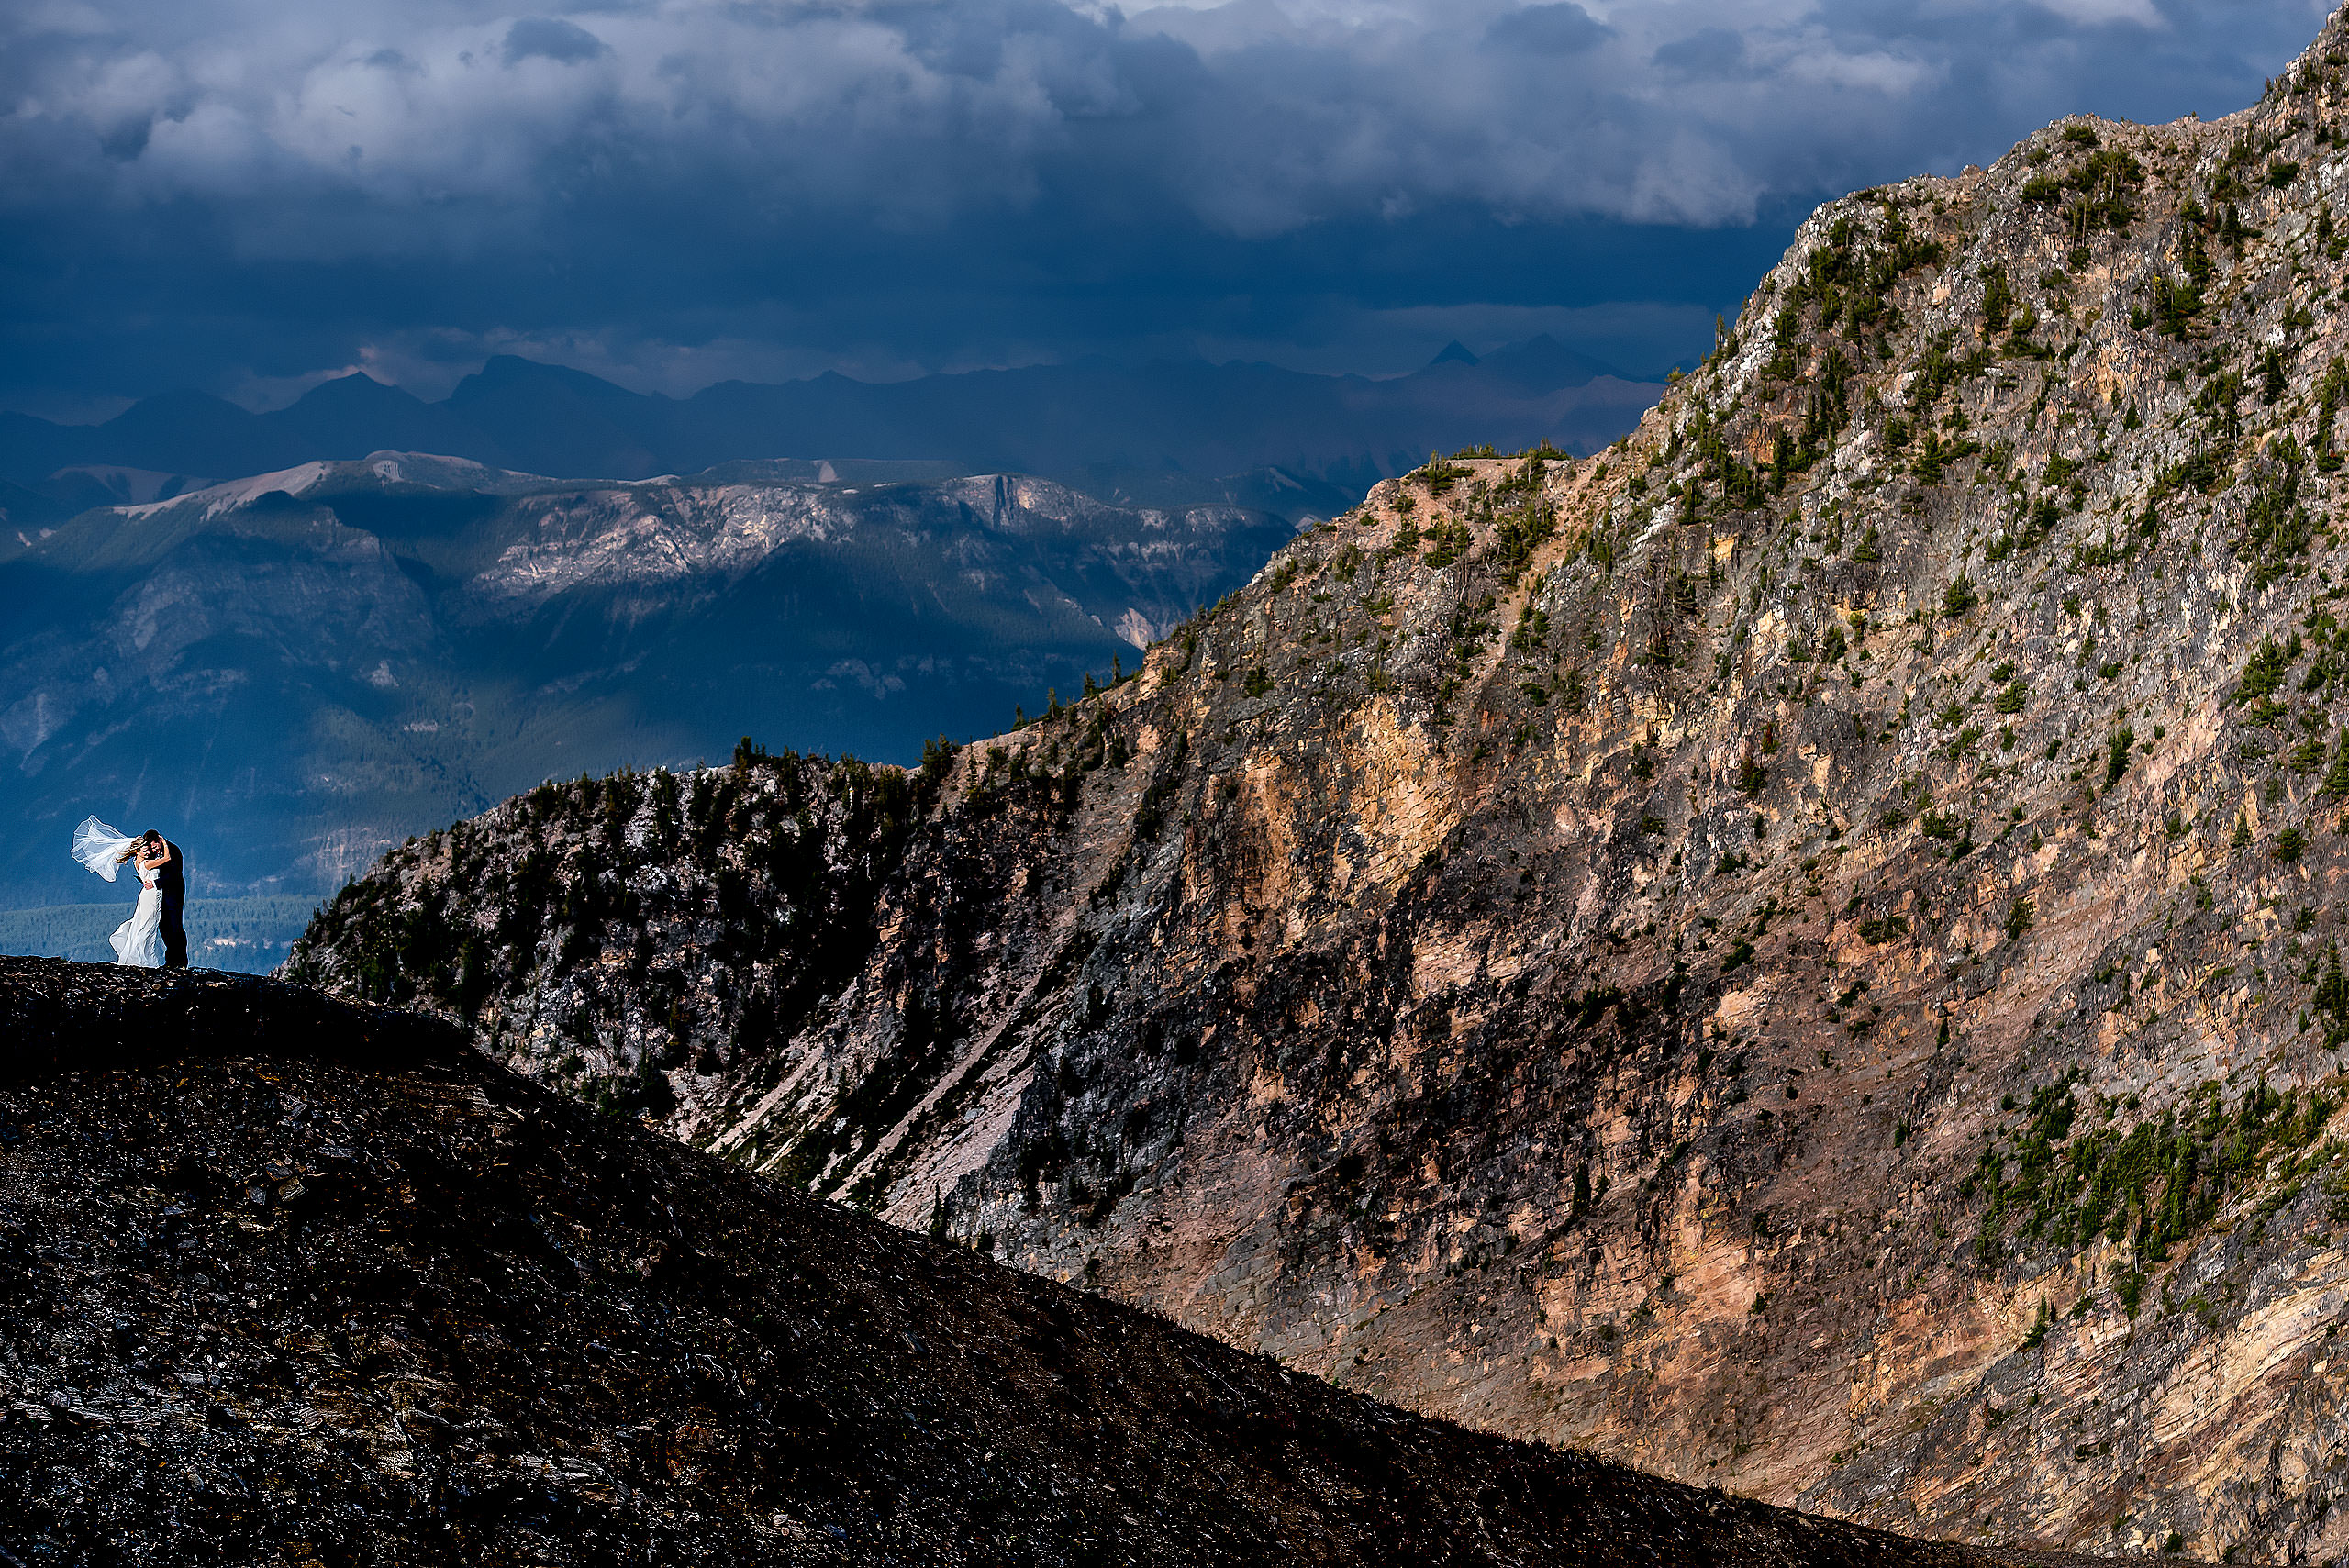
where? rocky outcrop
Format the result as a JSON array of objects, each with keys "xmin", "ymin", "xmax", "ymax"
[
  {"xmin": 290, "ymin": 9, "xmax": 2349, "ymax": 1561},
  {"xmin": 0, "ymin": 956, "xmax": 2065, "ymax": 1567}
]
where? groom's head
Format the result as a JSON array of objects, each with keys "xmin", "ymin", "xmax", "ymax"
[{"xmin": 140, "ymin": 830, "xmax": 162, "ymax": 848}]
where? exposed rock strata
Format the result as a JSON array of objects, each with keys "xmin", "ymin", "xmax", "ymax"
[{"xmin": 292, "ymin": 10, "xmax": 2349, "ymax": 1561}]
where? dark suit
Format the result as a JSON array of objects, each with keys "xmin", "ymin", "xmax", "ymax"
[{"xmin": 155, "ymin": 840, "xmax": 187, "ymax": 969}]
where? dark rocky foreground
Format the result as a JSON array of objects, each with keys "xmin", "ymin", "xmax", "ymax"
[{"xmin": 0, "ymin": 957, "xmax": 2124, "ymax": 1567}]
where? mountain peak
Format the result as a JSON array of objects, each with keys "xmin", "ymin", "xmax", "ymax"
[
  {"xmin": 289, "ymin": 21, "xmax": 2349, "ymax": 1561},
  {"xmin": 284, "ymin": 371, "xmax": 427, "ymax": 412},
  {"xmin": 1477, "ymin": 333, "xmax": 1626, "ymax": 388},
  {"xmin": 451, "ymin": 354, "xmax": 657, "ymax": 404},
  {"xmin": 1427, "ymin": 340, "xmax": 1480, "ymax": 367}
]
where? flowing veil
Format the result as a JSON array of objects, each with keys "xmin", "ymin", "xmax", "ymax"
[{"xmin": 72, "ymin": 816, "xmax": 139, "ymax": 883}]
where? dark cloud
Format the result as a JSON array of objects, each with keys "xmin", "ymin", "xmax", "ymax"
[
  {"xmin": 1485, "ymin": 4, "xmax": 1612, "ymax": 56},
  {"xmin": 1653, "ymin": 28, "xmax": 1750, "ymax": 78},
  {"xmin": 0, "ymin": 0, "xmax": 2327, "ymax": 419},
  {"xmin": 502, "ymin": 18, "xmax": 608, "ymax": 68}
]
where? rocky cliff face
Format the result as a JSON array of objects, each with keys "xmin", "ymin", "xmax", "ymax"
[
  {"xmin": 1, "ymin": 957, "xmax": 2042, "ymax": 1567},
  {"xmin": 291, "ymin": 10, "xmax": 2349, "ymax": 1561}
]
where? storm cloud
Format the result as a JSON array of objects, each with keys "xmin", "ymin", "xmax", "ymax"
[{"xmin": 0, "ymin": 0, "xmax": 2326, "ymax": 416}]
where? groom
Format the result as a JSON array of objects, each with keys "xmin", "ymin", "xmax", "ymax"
[{"xmin": 144, "ymin": 830, "xmax": 187, "ymax": 969}]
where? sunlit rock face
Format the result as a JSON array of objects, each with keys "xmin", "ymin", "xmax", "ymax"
[{"xmin": 294, "ymin": 12, "xmax": 2349, "ymax": 1560}]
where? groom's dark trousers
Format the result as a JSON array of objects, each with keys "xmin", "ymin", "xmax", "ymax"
[{"xmin": 158, "ymin": 840, "xmax": 187, "ymax": 969}]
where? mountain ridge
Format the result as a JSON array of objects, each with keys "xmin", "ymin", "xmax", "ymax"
[
  {"xmin": 288, "ymin": 6, "xmax": 2349, "ymax": 1559},
  {"xmin": 0, "ymin": 341, "xmax": 1660, "ymax": 500},
  {"xmin": 0, "ymin": 954, "xmax": 2098, "ymax": 1566}
]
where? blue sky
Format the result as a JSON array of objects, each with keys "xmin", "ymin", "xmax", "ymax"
[{"xmin": 0, "ymin": 0, "xmax": 2329, "ymax": 419}]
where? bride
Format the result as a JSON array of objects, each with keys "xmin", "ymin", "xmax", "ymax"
[{"xmin": 72, "ymin": 816, "xmax": 167, "ymax": 968}]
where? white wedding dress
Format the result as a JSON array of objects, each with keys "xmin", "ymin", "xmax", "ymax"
[
  {"xmin": 71, "ymin": 815, "xmax": 165, "ymax": 968},
  {"xmin": 110, "ymin": 872, "xmax": 166, "ymax": 968}
]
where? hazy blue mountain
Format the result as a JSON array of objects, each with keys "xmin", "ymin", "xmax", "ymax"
[
  {"xmin": 0, "ymin": 477, "xmax": 71, "ymax": 537},
  {"xmin": 0, "ymin": 336, "xmax": 1663, "ymax": 936},
  {"xmin": 0, "ymin": 339, "xmax": 1661, "ymax": 497},
  {"xmin": 271, "ymin": 372, "xmax": 491, "ymax": 464},
  {"xmin": 0, "ymin": 454, "xmax": 1296, "ymax": 912}
]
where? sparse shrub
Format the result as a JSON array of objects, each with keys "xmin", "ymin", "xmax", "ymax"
[
  {"xmin": 1982, "ymin": 265, "xmax": 2015, "ymax": 334},
  {"xmin": 2105, "ymin": 728, "xmax": 2135, "ymax": 788},
  {"xmin": 2021, "ymin": 1296, "xmax": 2052, "ymax": 1349},
  {"xmin": 2238, "ymin": 635, "xmax": 2291, "ymax": 704},
  {"xmin": 1419, "ymin": 454, "xmax": 1473, "ymax": 495}
]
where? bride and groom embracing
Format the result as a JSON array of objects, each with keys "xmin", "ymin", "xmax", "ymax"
[{"xmin": 71, "ymin": 817, "xmax": 188, "ymax": 969}]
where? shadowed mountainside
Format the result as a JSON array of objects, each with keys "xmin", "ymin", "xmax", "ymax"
[{"xmin": 0, "ymin": 956, "xmax": 2119, "ymax": 1567}]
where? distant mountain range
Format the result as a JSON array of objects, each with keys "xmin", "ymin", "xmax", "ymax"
[
  {"xmin": 0, "ymin": 339, "xmax": 1660, "ymax": 524},
  {"xmin": 0, "ymin": 453, "xmax": 1296, "ymax": 908},
  {"xmin": 0, "ymin": 336, "xmax": 1663, "ymax": 918}
]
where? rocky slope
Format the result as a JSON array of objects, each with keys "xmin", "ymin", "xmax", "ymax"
[
  {"xmin": 0, "ymin": 455, "xmax": 1291, "ymax": 908},
  {"xmin": 0, "ymin": 956, "xmax": 2078, "ymax": 1567},
  {"xmin": 291, "ymin": 8, "xmax": 2349, "ymax": 1562}
]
